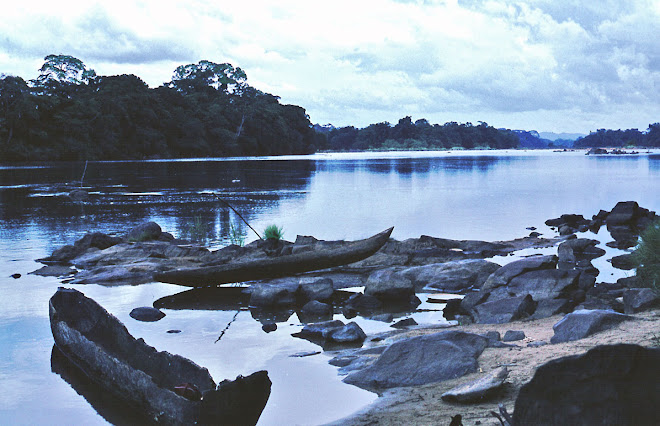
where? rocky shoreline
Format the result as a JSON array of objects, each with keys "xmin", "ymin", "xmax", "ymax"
[{"xmin": 35, "ymin": 200, "xmax": 660, "ymax": 425}]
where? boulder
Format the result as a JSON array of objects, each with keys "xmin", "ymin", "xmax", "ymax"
[
  {"xmin": 471, "ymin": 294, "xmax": 536, "ymax": 324},
  {"xmin": 129, "ymin": 307, "xmax": 165, "ymax": 322},
  {"xmin": 502, "ymin": 330, "xmax": 525, "ymax": 342},
  {"xmin": 344, "ymin": 331, "xmax": 488, "ymax": 390},
  {"xmin": 514, "ymin": 344, "xmax": 660, "ymax": 425},
  {"xmin": 41, "ymin": 232, "xmax": 123, "ymax": 263},
  {"xmin": 529, "ymin": 298, "xmax": 572, "ymax": 320},
  {"xmin": 293, "ymin": 320, "xmax": 345, "ymax": 341},
  {"xmin": 481, "ymin": 255, "xmax": 557, "ymax": 292},
  {"xmin": 550, "ymin": 309, "xmax": 635, "ymax": 343},
  {"xmin": 364, "ymin": 268, "xmax": 414, "ymax": 301},
  {"xmin": 126, "ymin": 222, "xmax": 162, "ymax": 242},
  {"xmin": 391, "ymin": 318, "xmax": 417, "ymax": 328},
  {"xmin": 299, "ymin": 300, "xmax": 332, "ymax": 317},
  {"xmin": 326, "ymin": 322, "xmax": 367, "ymax": 344},
  {"xmin": 441, "ymin": 366, "xmax": 509, "ymax": 403},
  {"xmin": 606, "ymin": 201, "xmax": 639, "ymax": 226},
  {"xmin": 249, "ymin": 285, "xmax": 297, "ymax": 308},
  {"xmin": 399, "ymin": 259, "xmax": 500, "ymax": 293},
  {"xmin": 298, "ymin": 278, "xmax": 334, "ymax": 303},
  {"xmin": 623, "ymin": 288, "xmax": 659, "ymax": 314},
  {"xmin": 610, "ymin": 253, "xmax": 636, "ymax": 270},
  {"xmin": 344, "ymin": 293, "xmax": 383, "ymax": 312},
  {"xmin": 488, "ymin": 269, "xmax": 580, "ymax": 302}
]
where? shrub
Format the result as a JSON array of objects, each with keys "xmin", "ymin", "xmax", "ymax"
[
  {"xmin": 633, "ymin": 220, "xmax": 660, "ymax": 293},
  {"xmin": 264, "ymin": 224, "xmax": 284, "ymax": 241}
]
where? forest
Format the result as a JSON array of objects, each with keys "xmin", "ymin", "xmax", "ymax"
[
  {"xmin": 2, "ymin": 55, "xmax": 659, "ymax": 161},
  {"xmin": 0, "ymin": 55, "xmax": 324, "ymax": 161},
  {"xmin": 573, "ymin": 125, "xmax": 660, "ymax": 148},
  {"xmin": 319, "ymin": 117, "xmax": 520, "ymax": 151}
]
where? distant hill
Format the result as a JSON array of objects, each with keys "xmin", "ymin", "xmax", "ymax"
[
  {"xmin": 538, "ymin": 132, "xmax": 586, "ymax": 142},
  {"xmin": 511, "ymin": 130, "xmax": 553, "ymax": 148}
]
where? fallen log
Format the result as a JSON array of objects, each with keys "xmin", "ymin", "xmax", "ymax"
[{"xmin": 154, "ymin": 227, "xmax": 394, "ymax": 287}]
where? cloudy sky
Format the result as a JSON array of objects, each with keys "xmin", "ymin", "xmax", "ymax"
[{"xmin": 2, "ymin": 0, "xmax": 659, "ymax": 133}]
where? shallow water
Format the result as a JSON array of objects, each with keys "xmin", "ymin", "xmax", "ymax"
[{"xmin": 0, "ymin": 150, "xmax": 658, "ymax": 425}]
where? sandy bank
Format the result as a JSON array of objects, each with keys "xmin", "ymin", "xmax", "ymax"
[{"xmin": 330, "ymin": 307, "xmax": 660, "ymax": 426}]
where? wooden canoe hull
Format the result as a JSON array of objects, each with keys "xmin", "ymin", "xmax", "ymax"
[
  {"xmin": 154, "ymin": 227, "xmax": 394, "ymax": 287},
  {"xmin": 49, "ymin": 287, "xmax": 271, "ymax": 425}
]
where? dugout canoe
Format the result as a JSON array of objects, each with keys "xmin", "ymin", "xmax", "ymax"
[
  {"xmin": 49, "ymin": 287, "xmax": 271, "ymax": 425},
  {"xmin": 154, "ymin": 227, "xmax": 394, "ymax": 287}
]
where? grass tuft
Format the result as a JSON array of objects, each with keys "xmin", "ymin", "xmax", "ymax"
[{"xmin": 264, "ymin": 224, "xmax": 284, "ymax": 241}]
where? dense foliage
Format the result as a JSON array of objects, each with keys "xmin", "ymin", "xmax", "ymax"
[
  {"xmin": 0, "ymin": 55, "xmax": 324, "ymax": 161},
  {"xmin": 633, "ymin": 220, "xmax": 660, "ymax": 293},
  {"xmin": 321, "ymin": 117, "xmax": 520, "ymax": 151},
  {"xmin": 573, "ymin": 125, "xmax": 660, "ymax": 148}
]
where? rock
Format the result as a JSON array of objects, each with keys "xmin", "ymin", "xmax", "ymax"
[
  {"xmin": 623, "ymin": 288, "xmax": 659, "ymax": 314},
  {"xmin": 527, "ymin": 341, "xmax": 548, "ymax": 347},
  {"xmin": 344, "ymin": 293, "xmax": 383, "ymax": 312},
  {"xmin": 126, "ymin": 222, "xmax": 162, "ymax": 242},
  {"xmin": 399, "ymin": 260, "xmax": 501, "ymax": 293},
  {"xmin": 481, "ymin": 255, "xmax": 557, "ymax": 292},
  {"xmin": 586, "ymin": 147, "xmax": 608, "ymax": 155},
  {"xmin": 30, "ymin": 265, "xmax": 77, "ymax": 277},
  {"xmin": 502, "ymin": 330, "xmax": 525, "ymax": 342},
  {"xmin": 441, "ymin": 366, "xmax": 509, "ymax": 403},
  {"xmin": 299, "ymin": 300, "xmax": 332, "ymax": 317},
  {"xmin": 483, "ymin": 331, "xmax": 501, "ymax": 344},
  {"xmin": 550, "ymin": 309, "xmax": 635, "ymax": 343},
  {"xmin": 167, "ymin": 329, "xmax": 181, "ymax": 334},
  {"xmin": 294, "ymin": 320, "xmax": 345, "ymax": 340},
  {"xmin": 364, "ymin": 268, "xmax": 414, "ymax": 301},
  {"xmin": 471, "ymin": 294, "xmax": 536, "ymax": 324},
  {"xmin": 606, "ymin": 201, "xmax": 639, "ymax": 226},
  {"xmin": 329, "ymin": 355, "xmax": 359, "ymax": 367},
  {"xmin": 391, "ymin": 318, "xmax": 417, "ymax": 328},
  {"xmin": 488, "ymin": 269, "xmax": 580, "ymax": 302},
  {"xmin": 11, "ymin": 273, "xmax": 21, "ymax": 279},
  {"xmin": 298, "ymin": 278, "xmax": 334, "ymax": 302},
  {"xmin": 610, "ymin": 253, "xmax": 636, "ymax": 270},
  {"xmin": 261, "ymin": 323, "xmax": 277, "ymax": 333},
  {"xmin": 514, "ymin": 344, "xmax": 660, "ymax": 425},
  {"xmin": 326, "ymin": 322, "xmax": 367, "ymax": 344},
  {"xmin": 249, "ymin": 285, "xmax": 297, "ymax": 308},
  {"xmin": 369, "ymin": 313, "xmax": 394, "ymax": 322},
  {"xmin": 129, "ymin": 307, "xmax": 165, "ymax": 322},
  {"xmin": 344, "ymin": 331, "xmax": 488, "ymax": 390},
  {"xmin": 529, "ymin": 298, "xmax": 572, "ymax": 320},
  {"xmin": 71, "ymin": 265, "xmax": 156, "ymax": 285},
  {"xmin": 557, "ymin": 238, "xmax": 605, "ymax": 269},
  {"xmin": 68, "ymin": 189, "xmax": 89, "ymax": 201},
  {"xmin": 40, "ymin": 232, "xmax": 123, "ymax": 263},
  {"xmin": 545, "ymin": 214, "xmax": 588, "ymax": 228}
]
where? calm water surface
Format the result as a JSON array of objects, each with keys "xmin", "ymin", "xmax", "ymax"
[{"xmin": 1, "ymin": 150, "xmax": 659, "ymax": 425}]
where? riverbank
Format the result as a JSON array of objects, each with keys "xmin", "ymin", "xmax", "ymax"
[{"xmin": 331, "ymin": 307, "xmax": 660, "ymax": 425}]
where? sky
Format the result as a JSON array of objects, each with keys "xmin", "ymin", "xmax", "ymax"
[{"xmin": 1, "ymin": 0, "xmax": 659, "ymax": 134}]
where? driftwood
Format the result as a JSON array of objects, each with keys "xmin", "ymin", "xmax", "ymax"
[
  {"xmin": 49, "ymin": 287, "xmax": 271, "ymax": 425},
  {"xmin": 154, "ymin": 227, "xmax": 394, "ymax": 287}
]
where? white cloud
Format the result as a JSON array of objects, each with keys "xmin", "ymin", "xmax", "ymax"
[{"xmin": 1, "ymin": 0, "xmax": 659, "ymax": 133}]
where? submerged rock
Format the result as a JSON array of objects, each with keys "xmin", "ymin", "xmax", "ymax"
[{"xmin": 514, "ymin": 344, "xmax": 660, "ymax": 425}]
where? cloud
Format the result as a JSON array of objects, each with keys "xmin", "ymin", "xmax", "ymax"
[{"xmin": 1, "ymin": 0, "xmax": 659, "ymax": 132}]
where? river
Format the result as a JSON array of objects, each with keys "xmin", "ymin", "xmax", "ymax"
[{"xmin": 0, "ymin": 150, "xmax": 658, "ymax": 425}]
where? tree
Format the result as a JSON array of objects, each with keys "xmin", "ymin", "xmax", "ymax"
[
  {"xmin": 31, "ymin": 55, "xmax": 97, "ymax": 96},
  {"xmin": 0, "ymin": 75, "xmax": 29, "ymax": 148},
  {"xmin": 169, "ymin": 60, "xmax": 247, "ymax": 94}
]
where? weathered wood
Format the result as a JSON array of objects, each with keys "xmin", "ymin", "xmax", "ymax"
[
  {"xmin": 154, "ymin": 227, "xmax": 394, "ymax": 287},
  {"xmin": 49, "ymin": 288, "xmax": 271, "ymax": 425}
]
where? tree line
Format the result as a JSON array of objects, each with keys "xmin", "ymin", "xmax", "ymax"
[
  {"xmin": 319, "ymin": 117, "xmax": 520, "ymax": 151},
  {"xmin": 573, "ymin": 125, "xmax": 660, "ymax": 148},
  {"xmin": 0, "ymin": 55, "xmax": 324, "ymax": 161}
]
